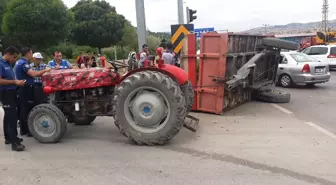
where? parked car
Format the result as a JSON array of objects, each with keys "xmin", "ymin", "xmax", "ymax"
[
  {"xmin": 301, "ymin": 45, "xmax": 336, "ymax": 69},
  {"xmin": 277, "ymin": 51, "xmax": 331, "ymax": 87}
]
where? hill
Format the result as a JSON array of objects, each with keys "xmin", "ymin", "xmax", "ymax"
[{"xmin": 243, "ymin": 19, "xmax": 336, "ymax": 35}]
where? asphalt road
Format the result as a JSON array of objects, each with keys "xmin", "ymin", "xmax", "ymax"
[
  {"xmin": 1, "ymin": 78, "xmax": 336, "ymax": 184},
  {"xmin": 278, "ymin": 70, "xmax": 336, "ymax": 134}
]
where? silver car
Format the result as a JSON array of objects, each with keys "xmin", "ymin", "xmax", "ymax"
[{"xmin": 277, "ymin": 52, "xmax": 331, "ymax": 87}]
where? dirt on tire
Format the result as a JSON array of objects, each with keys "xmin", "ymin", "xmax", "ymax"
[{"xmin": 112, "ymin": 71, "xmax": 186, "ymax": 145}]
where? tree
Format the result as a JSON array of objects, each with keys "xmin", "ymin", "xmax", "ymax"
[
  {"xmin": 2, "ymin": 0, "xmax": 73, "ymax": 49},
  {"xmin": 71, "ymin": 0, "xmax": 126, "ymax": 54},
  {"xmin": 147, "ymin": 35, "xmax": 160, "ymax": 54},
  {"xmin": 121, "ymin": 21, "xmax": 138, "ymax": 52}
]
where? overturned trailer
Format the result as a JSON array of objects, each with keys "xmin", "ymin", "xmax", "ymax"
[{"xmin": 180, "ymin": 32, "xmax": 298, "ymax": 114}]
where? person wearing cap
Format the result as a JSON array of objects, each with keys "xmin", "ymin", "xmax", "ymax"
[
  {"xmin": 31, "ymin": 52, "xmax": 48, "ymax": 105},
  {"xmin": 14, "ymin": 47, "xmax": 51, "ymax": 137}
]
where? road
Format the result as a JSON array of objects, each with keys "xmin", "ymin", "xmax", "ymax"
[
  {"xmin": 278, "ymin": 70, "xmax": 336, "ymax": 134},
  {"xmin": 1, "ymin": 75, "xmax": 336, "ymax": 184}
]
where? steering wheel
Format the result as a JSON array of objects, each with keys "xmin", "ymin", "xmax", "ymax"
[{"xmin": 107, "ymin": 60, "xmax": 129, "ymax": 72}]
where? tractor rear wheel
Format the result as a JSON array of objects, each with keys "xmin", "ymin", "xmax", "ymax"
[
  {"xmin": 112, "ymin": 71, "xmax": 186, "ymax": 145},
  {"xmin": 181, "ymin": 80, "xmax": 194, "ymax": 114},
  {"xmin": 28, "ymin": 104, "xmax": 67, "ymax": 143},
  {"xmin": 74, "ymin": 116, "xmax": 96, "ymax": 126}
]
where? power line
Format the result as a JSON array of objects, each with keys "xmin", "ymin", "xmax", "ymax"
[{"xmin": 262, "ymin": 24, "xmax": 270, "ymax": 35}]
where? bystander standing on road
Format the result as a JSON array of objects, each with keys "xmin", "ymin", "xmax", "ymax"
[
  {"xmin": 162, "ymin": 43, "xmax": 174, "ymax": 65},
  {"xmin": 139, "ymin": 44, "xmax": 149, "ymax": 67},
  {"xmin": 14, "ymin": 47, "xmax": 51, "ymax": 137},
  {"xmin": 48, "ymin": 51, "xmax": 72, "ymax": 70},
  {"xmin": 0, "ymin": 46, "xmax": 26, "ymax": 151},
  {"xmin": 31, "ymin": 52, "xmax": 48, "ymax": 105},
  {"xmin": 76, "ymin": 52, "xmax": 84, "ymax": 68}
]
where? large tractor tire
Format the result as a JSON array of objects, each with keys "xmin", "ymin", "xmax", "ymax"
[
  {"xmin": 74, "ymin": 116, "xmax": 96, "ymax": 126},
  {"xmin": 181, "ymin": 80, "xmax": 194, "ymax": 114},
  {"xmin": 112, "ymin": 71, "xmax": 187, "ymax": 145},
  {"xmin": 254, "ymin": 89, "xmax": 291, "ymax": 103},
  {"xmin": 261, "ymin": 38, "xmax": 299, "ymax": 51},
  {"xmin": 28, "ymin": 104, "xmax": 67, "ymax": 143}
]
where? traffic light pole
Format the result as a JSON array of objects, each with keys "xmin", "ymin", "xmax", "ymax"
[
  {"xmin": 177, "ymin": 0, "xmax": 184, "ymax": 24},
  {"xmin": 186, "ymin": 6, "xmax": 190, "ymax": 24},
  {"xmin": 135, "ymin": 0, "xmax": 147, "ymax": 53}
]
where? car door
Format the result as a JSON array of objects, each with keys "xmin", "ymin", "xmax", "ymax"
[{"xmin": 278, "ymin": 54, "xmax": 291, "ymax": 77}]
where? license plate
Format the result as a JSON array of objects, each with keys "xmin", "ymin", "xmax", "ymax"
[{"xmin": 315, "ymin": 68, "xmax": 325, "ymax": 73}]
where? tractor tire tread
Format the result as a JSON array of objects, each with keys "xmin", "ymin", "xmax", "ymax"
[
  {"xmin": 254, "ymin": 89, "xmax": 291, "ymax": 103},
  {"xmin": 112, "ymin": 71, "xmax": 186, "ymax": 145},
  {"xmin": 262, "ymin": 38, "xmax": 299, "ymax": 50},
  {"xmin": 181, "ymin": 80, "xmax": 194, "ymax": 114}
]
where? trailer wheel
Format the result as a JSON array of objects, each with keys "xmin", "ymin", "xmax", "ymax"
[
  {"xmin": 28, "ymin": 104, "xmax": 67, "ymax": 143},
  {"xmin": 262, "ymin": 38, "xmax": 299, "ymax": 50},
  {"xmin": 181, "ymin": 80, "xmax": 194, "ymax": 114},
  {"xmin": 74, "ymin": 116, "xmax": 96, "ymax": 126},
  {"xmin": 254, "ymin": 89, "xmax": 291, "ymax": 103},
  {"xmin": 113, "ymin": 71, "xmax": 186, "ymax": 145}
]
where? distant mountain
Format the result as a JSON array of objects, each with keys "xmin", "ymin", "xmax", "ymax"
[{"xmin": 243, "ymin": 19, "xmax": 336, "ymax": 35}]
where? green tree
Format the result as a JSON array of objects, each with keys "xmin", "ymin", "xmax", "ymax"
[
  {"xmin": 2, "ymin": 0, "xmax": 73, "ymax": 49},
  {"xmin": 147, "ymin": 35, "xmax": 160, "ymax": 54},
  {"xmin": 121, "ymin": 21, "xmax": 138, "ymax": 52},
  {"xmin": 71, "ymin": 0, "xmax": 126, "ymax": 54}
]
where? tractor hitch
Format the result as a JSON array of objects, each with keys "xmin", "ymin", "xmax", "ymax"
[{"xmin": 183, "ymin": 114, "xmax": 200, "ymax": 132}]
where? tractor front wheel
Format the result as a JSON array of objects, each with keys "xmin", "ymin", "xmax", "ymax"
[
  {"xmin": 28, "ymin": 104, "xmax": 67, "ymax": 143},
  {"xmin": 112, "ymin": 71, "xmax": 187, "ymax": 145}
]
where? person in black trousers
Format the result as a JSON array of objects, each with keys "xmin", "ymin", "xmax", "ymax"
[
  {"xmin": 0, "ymin": 46, "xmax": 26, "ymax": 151},
  {"xmin": 14, "ymin": 47, "xmax": 50, "ymax": 137}
]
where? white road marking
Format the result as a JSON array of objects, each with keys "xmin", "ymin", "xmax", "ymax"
[
  {"xmin": 271, "ymin": 104, "xmax": 293, "ymax": 114},
  {"xmin": 304, "ymin": 122, "xmax": 336, "ymax": 140}
]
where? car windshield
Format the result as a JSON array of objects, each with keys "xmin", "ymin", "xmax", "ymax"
[{"xmin": 290, "ymin": 53, "xmax": 317, "ymax": 63}]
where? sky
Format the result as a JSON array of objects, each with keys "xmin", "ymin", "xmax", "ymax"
[{"xmin": 63, "ymin": 0, "xmax": 336, "ymax": 32}]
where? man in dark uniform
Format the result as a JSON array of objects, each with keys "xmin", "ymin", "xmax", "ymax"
[
  {"xmin": 0, "ymin": 46, "xmax": 26, "ymax": 151},
  {"xmin": 14, "ymin": 47, "xmax": 50, "ymax": 137}
]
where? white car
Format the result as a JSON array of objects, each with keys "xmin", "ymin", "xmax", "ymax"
[
  {"xmin": 301, "ymin": 45, "xmax": 336, "ymax": 69},
  {"xmin": 277, "ymin": 52, "xmax": 331, "ymax": 87}
]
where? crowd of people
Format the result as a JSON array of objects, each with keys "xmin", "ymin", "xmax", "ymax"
[
  {"xmin": 136, "ymin": 39, "xmax": 178, "ymax": 68},
  {"xmin": 75, "ymin": 52, "xmax": 107, "ymax": 68}
]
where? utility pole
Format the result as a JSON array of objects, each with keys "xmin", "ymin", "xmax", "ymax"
[
  {"xmin": 322, "ymin": 0, "xmax": 329, "ymax": 33},
  {"xmin": 135, "ymin": 0, "xmax": 147, "ymax": 53},
  {"xmin": 262, "ymin": 24, "xmax": 270, "ymax": 35},
  {"xmin": 177, "ymin": 0, "xmax": 184, "ymax": 24}
]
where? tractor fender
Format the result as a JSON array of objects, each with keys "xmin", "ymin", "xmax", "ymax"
[{"xmin": 121, "ymin": 64, "xmax": 189, "ymax": 85}]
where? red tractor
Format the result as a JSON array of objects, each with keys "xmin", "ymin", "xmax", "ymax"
[{"xmin": 27, "ymin": 56, "xmax": 195, "ymax": 145}]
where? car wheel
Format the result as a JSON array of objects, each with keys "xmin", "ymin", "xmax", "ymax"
[{"xmin": 279, "ymin": 74, "xmax": 292, "ymax": 88}]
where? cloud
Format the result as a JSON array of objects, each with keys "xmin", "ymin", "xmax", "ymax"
[{"xmin": 63, "ymin": 0, "xmax": 336, "ymax": 32}]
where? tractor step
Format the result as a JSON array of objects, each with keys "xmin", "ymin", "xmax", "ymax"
[{"xmin": 183, "ymin": 115, "xmax": 200, "ymax": 132}]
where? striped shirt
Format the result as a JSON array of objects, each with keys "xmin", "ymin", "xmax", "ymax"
[{"xmin": 30, "ymin": 63, "xmax": 47, "ymax": 84}]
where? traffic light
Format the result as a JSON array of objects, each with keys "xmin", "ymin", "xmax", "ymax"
[{"xmin": 186, "ymin": 7, "xmax": 197, "ymax": 23}]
